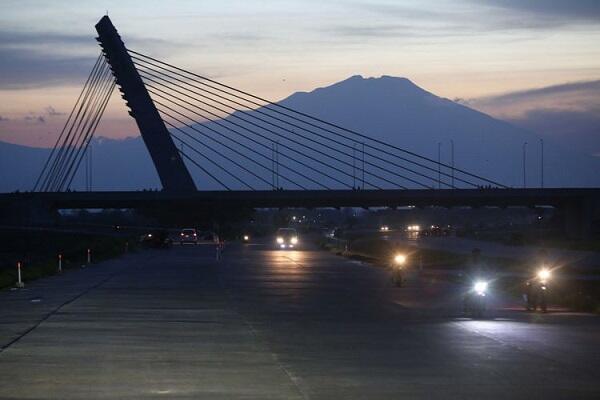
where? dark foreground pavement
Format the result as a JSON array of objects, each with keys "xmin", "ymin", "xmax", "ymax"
[{"xmin": 1, "ymin": 242, "xmax": 599, "ymax": 399}]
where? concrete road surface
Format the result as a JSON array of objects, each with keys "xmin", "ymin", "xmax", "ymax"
[{"xmin": 1, "ymin": 242, "xmax": 599, "ymax": 399}]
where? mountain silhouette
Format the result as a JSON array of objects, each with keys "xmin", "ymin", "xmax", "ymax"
[{"xmin": 276, "ymin": 75, "xmax": 600, "ymax": 188}]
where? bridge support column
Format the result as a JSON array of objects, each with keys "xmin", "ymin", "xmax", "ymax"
[
  {"xmin": 95, "ymin": 16, "xmax": 196, "ymax": 192},
  {"xmin": 563, "ymin": 198, "xmax": 594, "ymax": 239}
]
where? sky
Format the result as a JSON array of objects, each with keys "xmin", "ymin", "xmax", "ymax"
[{"xmin": 1, "ymin": 0, "xmax": 599, "ymax": 151}]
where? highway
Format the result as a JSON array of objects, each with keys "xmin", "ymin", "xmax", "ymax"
[{"xmin": 1, "ymin": 242, "xmax": 599, "ymax": 399}]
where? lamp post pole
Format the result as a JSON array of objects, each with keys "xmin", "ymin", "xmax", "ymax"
[
  {"xmin": 437, "ymin": 142, "xmax": 441, "ymax": 189},
  {"xmin": 450, "ymin": 139, "xmax": 455, "ymax": 188},
  {"xmin": 362, "ymin": 142, "xmax": 365, "ymax": 190},
  {"xmin": 523, "ymin": 142, "xmax": 528, "ymax": 188},
  {"xmin": 540, "ymin": 138, "xmax": 544, "ymax": 188},
  {"xmin": 353, "ymin": 143, "xmax": 356, "ymax": 189}
]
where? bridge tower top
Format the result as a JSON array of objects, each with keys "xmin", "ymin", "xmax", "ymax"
[{"xmin": 95, "ymin": 16, "xmax": 196, "ymax": 192}]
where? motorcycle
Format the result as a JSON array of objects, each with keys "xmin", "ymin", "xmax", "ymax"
[
  {"xmin": 464, "ymin": 280, "xmax": 489, "ymax": 318},
  {"xmin": 391, "ymin": 253, "xmax": 407, "ymax": 287},
  {"xmin": 525, "ymin": 268, "xmax": 551, "ymax": 312}
]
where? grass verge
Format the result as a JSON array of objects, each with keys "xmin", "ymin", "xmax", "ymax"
[{"xmin": 0, "ymin": 230, "xmax": 135, "ymax": 289}]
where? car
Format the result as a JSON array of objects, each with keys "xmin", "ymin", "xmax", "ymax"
[
  {"xmin": 179, "ymin": 228, "xmax": 198, "ymax": 244},
  {"xmin": 275, "ymin": 228, "xmax": 299, "ymax": 249},
  {"xmin": 139, "ymin": 230, "xmax": 172, "ymax": 248}
]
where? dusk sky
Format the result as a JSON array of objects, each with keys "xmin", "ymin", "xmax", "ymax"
[{"xmin": 1, "ymin": 0, "xmax": 599, "ymax": 152}]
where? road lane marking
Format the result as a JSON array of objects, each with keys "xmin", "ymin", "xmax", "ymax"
[{"xmin": 0, "ymin": 269, "xmax": 121, "ymax": 353}]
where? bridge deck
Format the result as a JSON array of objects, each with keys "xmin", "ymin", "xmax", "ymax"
[{"xmin": 2, "ymin": 188, "xmax": 599, "ymax": 210}]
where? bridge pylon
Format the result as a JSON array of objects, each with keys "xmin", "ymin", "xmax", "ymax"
[{"xmin": 95, "ymin": 16, "xmax": 196, "ymax": 192}]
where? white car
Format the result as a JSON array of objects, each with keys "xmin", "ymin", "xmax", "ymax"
[{"xmin": 275, "ymin": 228, "xmax": 299, "ymax": 249}]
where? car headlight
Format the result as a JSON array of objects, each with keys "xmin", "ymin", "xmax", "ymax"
[
  {"xmin": 394, "ymin": 254, "xmax": 406, "ymax": 265},
  {"xmin": 243, "ymin": 235, "xmax": 249, "ymax": 241},
  {"xmin": 538, "ymin": 268, "xmax": 551, "ymax": 281},
  {"xmin": 276, "ymin": 237, "xmax": 284, "ymax": 244},
  {"xmin": 291, "ymin": 237, "xmax": 298, "ymax": 244},
  {"xmin": 473, "ymin": 281, "xmax": 488, "ymax": 294}
]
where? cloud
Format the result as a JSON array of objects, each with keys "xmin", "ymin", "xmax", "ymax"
[
  {"xmin": 24, "ymin": 115, "xmax": 46, "ymax": 123},
  {"xmin": 327, "ymin": 24, "xmax": 418, "ymax": 38},
  {"xmin": 209, "ymin": 32, "xmax": 265, "ymax": 44},
  {"xmin": 467, "ymin": 80, "xmax": 600, "ymax": 115},
  {"xmin": 336, "ymin": 1, "xmax": 600, "ymax": 42},
  {"xmin": 0, "ymin": 30, "xmax": 92, "ymax": 48},
  {"xmin": 465, "ymin": 80, "xmax": 600, "ymax": 156},
  {"xmin": 352, "ymin": 3, "xmax": 447, "ymax": 20},
  {"xmin": 0, "ymin": 28, "xmax": 176, "ymax": 52},
  {"xmin": 0, "ymin": 48, "xmax": 95, "ymax": 89},
  {"xmin": 482, "ymin": 0, "xmax": 600, "ymax": 23},
  {"xmin": 0, "ymin": 29, "xmax": 181, "ymax": 90},
  {"xmin": 478, "ymin": 80, "xmax": 600, "ymax": 102},
  {"xmin": 0, "ymin": 29, "xmax": 98, "ymax": 89},
  {"xmin": 45, "ymin": 106, "xmax": 65, "ymax": 116}
]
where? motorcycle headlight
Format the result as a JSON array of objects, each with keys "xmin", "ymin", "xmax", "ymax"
[
  {"xmin": 291, "ymin": 237, "xmax": 298, "ymax": 244},
  {"xmin": 276, "ymin": 237, "xmax": 284, "ymax": 244},
  {"xmin": 473, "ymin": 281, "xmax": 488, "ymax": 294},
  {"xmin": 394, "ymin": 254, "xmax": 406, "ymax": 265},
  {"xmin": 538, "ymin": 268, "xmax": 551, "ymax": 281},
  {"xmin": 243, "ymin": 235, "xmax": 249, "ymax": 241}
]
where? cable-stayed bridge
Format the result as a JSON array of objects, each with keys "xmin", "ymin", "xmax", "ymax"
[
  {"xmin": 35, "ymin": 16, "xmax": 502, "ymax": 193},
  {"xmin": 2, "ymin": 16, "xmax": 599, "ymax": 238}
]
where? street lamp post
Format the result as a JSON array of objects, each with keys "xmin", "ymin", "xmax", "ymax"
[
  {"xmin": 450, "ymin": 139, "xmax": 455, "ymax": 188},
  {"xmin": 89, "ymin": 144, "xmax": 93, "ymax": 191},
  {"xmin": 437, "ymin": 142, "xmax": 441, "ymax": 189},
  {"xmin": 362, "ymin": 142, "xmax": 365, "ymax": 190},
  {"xmin": 272, "ymin": 142, "xmax": 276, "ymax": 190},
  {"xmin": 275, "ymin": 142, "xmax": 279, "ymax": 189},
  {"xmin": 352, "ymin": 143, "xmax": 356, "ymax": 189},
  {"xmin": 540, "ymin": 138, "xmax": 544, "ymax": 188},
  {"xmin": 523, "ymin": 142, "xmax": 528, "ymax": 188}
]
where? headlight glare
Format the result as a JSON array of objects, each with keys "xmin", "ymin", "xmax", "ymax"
[
  {"xmin": 474, "ymin": 281, "xmax": 488, "ymax": 294},
  {"xmin": 538, "ymin": 268, "xmax": 551, "ymax": 281},
  {"xmin": 394, "ymin": 254, "xmax": 406, "ymax": 264}
]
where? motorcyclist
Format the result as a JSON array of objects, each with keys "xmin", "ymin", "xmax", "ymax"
[
  {"xmin": 462, "ymin": 248, "xmax": 492, "ymax": 315},
  {"xmin": 524, "ymin": 248, "xmax": 551, "ymax": 312},
  {"xmin": 390, "ymin": 247, "xmax": 409, "ymax": 287}
]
